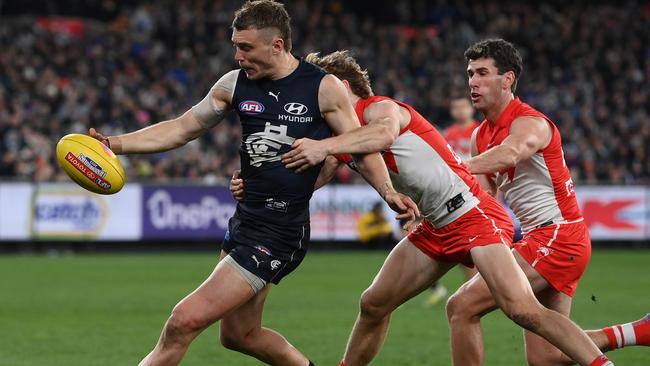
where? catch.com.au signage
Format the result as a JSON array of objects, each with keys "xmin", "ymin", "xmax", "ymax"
[{"xmin": 0, "ymin": 183, "xmax": 142, "ymax": 240}]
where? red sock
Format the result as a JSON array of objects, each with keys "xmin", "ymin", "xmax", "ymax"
[
  {"xmin": 603, "ymin": 326, "xmax": 619, "ymax": 349},
  {"xmin": 339, "ymin": 361, "xmax": 346, "ymax": 366},
  {"xmin": 589, "ymin": 355, "xmax": 612, "ymax": 366},
  {"xmin": 602, "ymin": 314, "xmax": 650, "ymax": 349},
  {"xmin": 632, "ymin": 313, "xmax": 650, "ymax": 346}
]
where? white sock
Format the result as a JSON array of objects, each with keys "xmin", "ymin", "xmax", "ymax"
[{"xmin": 611, "ymin": 322, "xmax": 636, "ymax": 347}]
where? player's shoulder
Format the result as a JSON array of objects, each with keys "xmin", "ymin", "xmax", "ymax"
[
  {"xmin": 473, "ymin": 120, "xmax": 492, "ymax": 142},
  {"xmin": 300, "ymin": 58, "xmax": 328, "ymax": 78},
  {"xmin": 513, "ymin": 99, "xmax": 548, "ymax": 120},
  {"xmin": 318, "ymin": 73, "xmax": 343, "ymax": 88},
  {"xmin": 476, "ymin": 119, "xmax": 490, "ymax": 133},
  {"xmin": 364, "ymin": 96, "xmax": 398, "ymax": 110},
  {"xmin": 317, "ymin": 74, "xmax": 347, "ymax": 101}
]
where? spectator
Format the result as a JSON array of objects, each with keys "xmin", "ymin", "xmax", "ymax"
[
  {"xmin": 357, "ymin": 202, "xmax": 395, "ymax": 249},
  {"xmin": 0, "ymin": 0, "xmax": 648, "ymax": 184}
]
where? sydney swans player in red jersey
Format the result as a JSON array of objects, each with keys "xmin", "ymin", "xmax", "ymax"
[
  {"xmin": 444, "ymin": 95, "xmax": 480, "ymax": 162},
  {"xmin": 446, "ymin": 39, "xmax": 648, "ymax": 366},
  {"xmin": 444, "ymin": 94, "xmax": 481, "ymax": 284},
  {"xmin": 278, "ymin": 51, "xmax": 616, "ymax": 366}
]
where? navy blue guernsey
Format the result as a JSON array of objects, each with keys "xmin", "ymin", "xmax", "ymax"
[{"xmin": 232, "ymin": 58, "xmax": 331, "ymax": 227}]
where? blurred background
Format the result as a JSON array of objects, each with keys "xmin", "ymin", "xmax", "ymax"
[
  {"xmin": 1, "ymin": 0, "xmax": 649, "ymax": 244},
  {"xmin": 0, "ymin": 1, "xmax": 649, "ymax": 365}
]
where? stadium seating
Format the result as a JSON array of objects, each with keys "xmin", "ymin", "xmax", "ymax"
[{"xmin": 1, "ymin": 0, "xmax": 648, "ymax": 184}]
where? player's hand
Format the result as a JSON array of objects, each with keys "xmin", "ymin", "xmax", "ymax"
[
  {"xmin": 384, "ymin": 191, "xmax": 420, "ymax": 229},
  {"xmin": 229, "ymin": 170, "xmax": 244, "ymax": 201},
  {"xmin": 282, "ymin": 138, "xmax": 328, "ymax": 172},
  {"xmin": 89, "ymin": 128, "xmax": 110, "ymax": 147}
]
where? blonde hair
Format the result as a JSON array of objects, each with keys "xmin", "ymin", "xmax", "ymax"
[
  {"xmin": 233, "ymin": 0, "xmax": 292, "ymax": 51},
  {"xmin": 306, "ymin": 51, "xmax": 373, "ymax": 98}
]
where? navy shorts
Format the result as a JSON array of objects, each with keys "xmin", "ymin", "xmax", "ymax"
[{"xmin": 221, "ymin": 212, "xmax": 309, "ymax": 284}]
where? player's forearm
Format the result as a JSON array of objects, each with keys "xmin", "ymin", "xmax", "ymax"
[
  {"xmin": 475, "ymin": 174, "xmax": 497, "ymax": 197},
  {"xmin": 353, "ymin": 152, "xmax": 396, "ymax": 200},
  {"xmin": 313, "ymin": 157, "xmax": 341, "ymax": 190},
  {"xmin": 109, "ymin": 112, "xmax": 202, "ymax": 154},
  {"xmin": 323, "ymin": 123, "xmax": 395, "ymax": 155},
  {"xmin": 466, "ymin": 144, "xmax": 518, "ymax": 174}
]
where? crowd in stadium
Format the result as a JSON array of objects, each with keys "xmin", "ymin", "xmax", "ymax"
[{"xmin": 1, "ymin": 0, "xmax": 649, "ymax": 185}]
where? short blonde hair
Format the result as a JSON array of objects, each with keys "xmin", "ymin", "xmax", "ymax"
[
  {"xmin": 233, "ymin": 0, "xmax": 292, "ymax": 52},
  {"xmin": 306, "ymin": 51, "xmax": 373, "ymax": 99}
]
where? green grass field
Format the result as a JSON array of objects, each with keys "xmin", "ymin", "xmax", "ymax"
[{"xmin": 1, "ymin": 249, "xmax": 649, "ymax": 365}]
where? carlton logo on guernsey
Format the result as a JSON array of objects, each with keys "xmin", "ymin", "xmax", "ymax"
[{"xmin": 474, "ymin": 97, "xmax": 583, "ymax": 233}]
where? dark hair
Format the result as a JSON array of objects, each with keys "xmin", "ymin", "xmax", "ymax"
[
  {"xmin": 464, "ymin": 38, "xmax": 523, "ymax": 93},
  {"xmin": 232, "ymin": 0, "xmax": 292, "ymax": 52},
  {"xmin": 306, "ymin": 51, "xmax": 373, "ymax": 99}
]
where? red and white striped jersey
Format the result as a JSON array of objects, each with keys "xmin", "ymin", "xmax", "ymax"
[
  {"xmin": 444, "ymin": 121, "xmax": 480, "ymax": 161},
  {"xmin": 474, "ymin": 97, "xmax": 583, "ymax": 233},
  {"xmin": 338, "ymin": 96, "xmax": 486, "ymax": 228}
]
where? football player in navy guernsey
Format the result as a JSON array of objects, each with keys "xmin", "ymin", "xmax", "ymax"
[{"xmin": 88, "ymin": 1, "xmax": 418, "ymax": 366}]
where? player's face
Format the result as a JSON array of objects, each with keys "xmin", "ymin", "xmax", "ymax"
[
  {"xmin": 232, "ymin": 27, "xmax": 277, "ymax": 80},
  {"xmin": 467, "ymin": 57, "xmax": 510, "ymax": 111},
  {"xmin": 450, "ymin": 98, "xmax": 474, "ymax": 123}
]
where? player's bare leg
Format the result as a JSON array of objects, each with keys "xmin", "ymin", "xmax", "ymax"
[
  {"xmin": 465, "ymin": 244, "xmax": 606, "ymax": 366},
  {"xmin": 447, "ymin": 250, "xmax": 622, "ymax": 366},
  {"xmin": 526, "ymin": 293, "xmax": 649, "ymax": 365},
  {"xmin": 341, "ymin": 239, "xmax": 456, "ymax": 366},
  {"xmin": 463, "ymin": 265, "xmax": 478, "ymax": 281},
  {"xmin": 220, "ymin": 285, "xmax": 311, "ymax": 365},
  {"xmin": 138, "ymin": 251, "xmax": 256, "ymax": 366},
  {"xmin": 523, "ymin": 287, "xmax": 579, "ymax": 365},
  {"xmin": 446, "ymin": 269, "xmax": 497, "ymax": 365}
]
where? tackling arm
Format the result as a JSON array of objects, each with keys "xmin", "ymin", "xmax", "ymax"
[
  {"xmin": 321, "ymin": 100, "xmax": 401, "ymax": 155},
  {"xmin": 465, "ymin": 116, "xmax": 552, "ymax": 175},
  {"xmin": 282, "ymin": 100, "xmax": 401, "ymax": 172},
  {"xmin": 316, "ymin": 75, "xmax": 420, "ymax": 219}
]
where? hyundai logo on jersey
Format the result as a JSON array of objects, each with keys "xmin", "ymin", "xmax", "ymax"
[
  {"xmin": 284, "ymin": 102, "xmax": 308, "ymax": 116},
  {"xmin": 239, "ymin": 100, "xmax": 265, "ymax": 115}
]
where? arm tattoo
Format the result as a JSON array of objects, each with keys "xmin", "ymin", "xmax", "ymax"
[
  {"xmin": 379, "ymin": 181, "xmax": 395, "ymax": 199},
  {"xmin": 191, "ymin": 69, "xmax": 238, "ymax": 128}
]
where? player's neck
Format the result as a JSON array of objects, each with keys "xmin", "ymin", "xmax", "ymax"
[
  {"xmin": 269, "ymin": 53, "xmax": 299, "ymax": 80},
  {"xmin": 485, "ymin": 94, "xmax": 514, "ymax": 126},
  {"xmin": 350, "ymin": 94, "xmax": 361, "ymax": 106}
]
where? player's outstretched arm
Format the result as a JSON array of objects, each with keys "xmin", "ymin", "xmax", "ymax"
[
  {"xmin": 90, "ymin": 70, "xmax": 237, "ymax": 154},
  {"xmin": 465, "ymin": 116, "xmax": 551, "ymax": 174},
  {"xmin": 315, "ymin": 75, "xmax": 420, "ymax": 223},
  {"xmin": 91, "ymin": 110, "xmax": 207, "ymax": 154}
]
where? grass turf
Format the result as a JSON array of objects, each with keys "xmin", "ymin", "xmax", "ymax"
[{"xmin": 1, "ymin": 249, "xmax": 648, "ymax": 365}]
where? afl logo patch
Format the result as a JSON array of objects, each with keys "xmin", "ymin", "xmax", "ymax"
[
  {"xmin": 284, "ymin": 102, "xmax": 308, "ymax": 116},
  {"xmin": 239, "ymin": 100, "xmax": 265, "ymax": 114}
]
